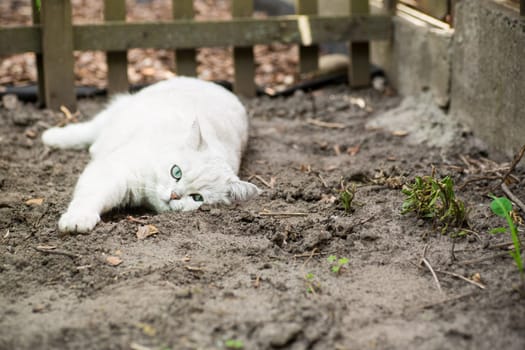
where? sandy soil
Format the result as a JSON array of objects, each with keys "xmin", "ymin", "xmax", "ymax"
[{"xmin": 1, "ymin": 86, "xmax": 524, "ymax": 350}]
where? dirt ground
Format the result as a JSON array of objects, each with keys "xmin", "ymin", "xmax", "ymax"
[{"xmin": 1, "ymin": 86, "xmax": 524, "ymax": 350}]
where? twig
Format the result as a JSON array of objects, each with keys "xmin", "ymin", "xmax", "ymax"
[
  {"xmin": 33, "ymin": 246, "xmax": 80, "ymax": 259},
  {"xmin": 458, "ymin": 251, "xmax": 512, "ymax": 265},
  {"xmin": 259, "ymin": 211, "xmax": 308, "ymax": 217},
  {"xmin": 253, "ymin": 175, "xmax": 274, "ymax": 189},
  {"xmin": 127, "ymin": 216, "xmax": 148, "ymax": 225},
  {"xmin": 306, "ymin": 118, "xmax": 346, "ymax": 129},
  {"xmin": 501, "ymin": 183, "xmax": 525, "ymax": 214},
  {"xmin": 420, "ymin": 244, "xmax": 443, "ymax": 294},
  {"xmin": 301, "ymin": 248, "xmax": 318, "ymax": 269},
  {"xmin": 317, "ymin": 173, "xmax": 328, "ymax": 188},
  {"xmin": 499, "ymin": 143, "xmax": 525, "ymax": 186},
  {"xmin": 184, "ymin": 265, "xmax": 204, "ymax": 273},
  {"xmin": 434, "ymin": 270, "xmax": 486, "ymax": 289}
]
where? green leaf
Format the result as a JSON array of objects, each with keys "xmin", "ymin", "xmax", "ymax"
[
  {"xmin": 35, "ymin": 0, "xmax": 41, "ymax": 11},
  {"xmin": 225, "ymin": 339, "xmax": 244, "ymax": 349},
  {"xmin": 490, "ymin": 197, "xmax": 513, "ymax": 218},
  {"xmin": 489, "ymin": 227, "xmax": 508, "ymax": 235},
  {"xmin": 338, "ymin": 257, "xmax": 349, "ymax": 265},
  {"xmin": 327, "ymin": 255, "xmax": 337, "ymax": 263},
  {"xmin": 331, "ymin": 265, "xmax": 340, "ymax": 273},
  {"xmin": 305, "ymin": 273, "xmax": 314, "ymax": 280}
]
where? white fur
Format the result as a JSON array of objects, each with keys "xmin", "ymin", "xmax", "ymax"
[{"xmin": 42, "ymin": 77, "xmax": 261, "ymax": 233}]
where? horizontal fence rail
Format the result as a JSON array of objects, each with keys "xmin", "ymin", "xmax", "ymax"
[
  {"xmin": 0, "ymin": 16, "xmax": 392, "ymax": 53},
  {"xmin": 0, "ymin": 0, "xmax": 394, "ymax": 110}
]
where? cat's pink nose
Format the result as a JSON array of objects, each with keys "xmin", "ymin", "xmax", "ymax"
[{"xmin": 170, "ymin": 192, "xmax": 179, "ymax": 200}]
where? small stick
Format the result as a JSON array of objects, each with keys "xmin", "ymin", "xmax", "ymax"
[
  {"xmin": 499, "ymin": 143, "xmax": 525, "ymax": 186},
  {"xmin": 253, "ymin": 275, "xmax": 261, "ymax": 288},
  {"xmin": 317, "ymin": 173, "xmax": 328, "ymax": 188},
  {"xmin": 420, "ymin": 244, "xmax": 443, "ymax": 294},
  {"xmin": 501, "ymin": 183, "xmax": 525, "ymax": 214},
  {"xmin": 127, "ymin": 216, "xmax": 148, "ymax": 225},
  {"xmin": 294, "ymin": 252, "xmax": 321, "ymax": 259},
  {"xmin": 306, "ymin": 118, "xmax": 346, "ymax": 129},
  {"xmin": 184, "ymin": 265, "xmax": 204, "ymax": 272},
  {"xmin": 458, "ymin": 251, "xmax": 512, "ymax": 265},
  {"xmin": 33, "ymin": 246, "xmax": 80, "ymax": 259},
  {"xmin": 259, "ymin": 211, "xmax": 308, "ymax": 217},
  {"xmin": 254, "ymin": 175, "xmax": 273, "ymax": 189},
  {"xmin": 434, "ymin": 270, "xmax": 486, "ymax": 289}
]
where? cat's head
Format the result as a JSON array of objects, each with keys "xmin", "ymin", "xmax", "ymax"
[{"xmin": 152, "ymin": 120, "xmax": 261, "ymax": 212}]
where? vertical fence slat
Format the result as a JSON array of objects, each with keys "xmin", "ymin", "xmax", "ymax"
[
  {"xmin": 105, "ymin": 0, "xmax": 128, "ymax": 95},
  {"xmin": 232, "ymin": 0, "xmax": 256, "ymax": 97},
  {"xmin": 31, "ymin": 0, "xmax": 45, "ymax": 107},
  {"xmin": 173, "ymin": 0, "xmax": 197, "ymax": 76},
  {"xmin": 385, "ymin": 0, "xmax": 397, "ymax": 14},
  {"xmin": 349, "ymin": 0, "xmax": 370, "ymax": 87},
  {"xmin": 521, "ymin": 0, "xmax": 524, "ymax": 16},
  {"xmin": 41, "ymin": 0, "xmax": 76, "ymax": 110},
  {"xmin": 296, "ymin": 0, "xmax": 319, "ymax": 75}
]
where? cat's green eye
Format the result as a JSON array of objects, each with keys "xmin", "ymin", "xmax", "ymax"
[
  {"xmin": 190, "ymin": 193, "xmax": 204, "ymax": 202},
  {"xmin": 170, "ymin": 164, "xmax": 182, "ymax": 181}
]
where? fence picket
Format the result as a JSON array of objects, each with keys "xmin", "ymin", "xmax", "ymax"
[
  {"xmin": 104, "ymin": 0, "xmax": 128, "ymax": 95},
  {"xmin": 41, "ymin": 0, "xmax": 76, "ymax": 110},
  {"xmin": 349, "ymin": 0, "xmax": 370, "ymax": 87},
  {"xmin": 296, "ymin": 0, "xmax": 319, "ymax": 75},
  {"xmin": 31, "ymin": 0, "xmax": 45, "ymax": 107},
  {"xmin": 173, "ymin": 0, "xmax": 197, "ymax": 76},
  {"xmin": 232, "ymin": 0, "xmax": 256, "ymax": 97}
]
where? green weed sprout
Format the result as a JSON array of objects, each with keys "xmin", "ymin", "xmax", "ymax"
[
  {"xmin": 489, "ymin": 196, "xmax": 524, "ymax": 281},
  {"xmin": 327, "ymin": 255, "xmax": 349, "ymax": 274},
  {"xmin": 224, "ymin": 339, "xmax": 244, "ymax": 349},
  {"xmin": 401, "ymin": 175, "xmax": 467, "ymax": 234},
  {"xmin": 338, "ymin": 181, "xmax": 356, "ymax": 214}
]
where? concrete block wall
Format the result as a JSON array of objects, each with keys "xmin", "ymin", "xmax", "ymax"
[{"xmin": 450, "ymin": 0, "xmax": 525, "ymax": 157}]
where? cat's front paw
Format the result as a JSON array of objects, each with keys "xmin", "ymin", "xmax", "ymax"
[{"xmin": 58, "ymin": 210, "xmax": 101, "ymax": 233}]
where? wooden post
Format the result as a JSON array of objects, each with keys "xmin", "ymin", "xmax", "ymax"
[
  {"xmin": 104, "ymin": 0, "xmax": 128, "ymax": 95},
  {"xmin": 385, "ymin": 0, "xmax": 397, "ymax": 15},
  {"xmin": 232, "ymin": 0, "xmax": 256, "ymax": 97},
  {"xmin": 296, "ymin": 0, "xmax": 319, "ymax": 75},
  {"xmin": 173, "ymin": 0, "xmax": 197, "ymax": 76},
  {"xmin": 521, "ymin": 0, "xmax": 524, "ymax": 16},
  {"xmin": 349, "ymin": 0, "xmax": 370, "ymax": 88},
  {"xmin": 40, "ymin": 0, "xmax": 76, "ymax": 110},
  {"xmin": 31, "ymin": 0, "xmax": 45, "ymax": 107}
]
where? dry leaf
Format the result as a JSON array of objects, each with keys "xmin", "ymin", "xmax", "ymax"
[
  {"xmin": 347, "ymin": 144, "xmax": 361, "ymax": 156},
  {"xmin": 25, "ymin": 198, "xmax": 44, "ymax": 206},
  {"xmin": 25, "ymin": 129, "xmax": 37, "ymax": 138},
  {"xmin": 137, "ymin": 322, "xmax": 157, "ymax": 337},
  {"xmin": 105, "ymin": 256, "xmax": 123, "ymax": 266},
  {"xmin": 392, "ymin": 130, "xmax": 409, "ymax": 137},
  {"xmin": 471, "ymin": 273, "xmax": 482, "ymax": 283},
  {"xmin": 136, "ymin": 224, "xmax": 159, "ymax": 240},
  {"xmin": 299, "ymin": 164, "xmax": 312, "ymax": 173},
  {"xmin": 320, "ymin": 194, "xmax": 337, "ymax": 204}
]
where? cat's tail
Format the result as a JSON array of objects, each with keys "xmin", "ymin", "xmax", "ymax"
[{"xmin": 42, "ymin": 120, "xmax": 101, "ymax": 150}]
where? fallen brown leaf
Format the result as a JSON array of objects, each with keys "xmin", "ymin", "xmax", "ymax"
[
  {"xmin": 105, "ymin": 256, "xmax": 123, "ymax": 266},
  {"xmin": 136, "ymin": 224, "xmax": 159, "ymax": 240},
  {"xmin": 347, "ymin": 144, "xmax": 361, "ymax": 156},
  {"xmin": 25, "ymin": 198, "xmax": 44, "ymax": 206},
  {"xmin": 392, "ymin": 130, "xmax": 409, "ymax": 137}
]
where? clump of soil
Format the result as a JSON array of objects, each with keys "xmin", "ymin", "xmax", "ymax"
[{"xmin": 1, "ymin": 86, "xmax": 524, "ymax": 350}]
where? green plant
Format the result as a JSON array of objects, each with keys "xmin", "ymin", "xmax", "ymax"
[
  {"xmin": 35, "ymin": 0, "xmax": 41, "ymax": 11},
  {"xmin": 327, "ymin": 255, "xmax": 349, "ymax": 274},
  {"xmin": 401, "ymin": 175, "xmax": 467, "ymax": 234},
  {"xmin": 338, "ymin": 180, "xmax": 356, "ymax": 214},
  {"xmin": 304, "ymin": 272, "xmax": 320, "ymax": 294},
  {"xmin": 489, "ymin": 196, "xmax": 523, "ymax": 281},
  {"xmin": 224, "ymin": 339, "xmax": 244, "ymax": 349}
]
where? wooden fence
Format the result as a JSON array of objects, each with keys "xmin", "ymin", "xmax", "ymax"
[{"xmin": 0, "ymin": 0, "xmax": 395, "ymax": 110}]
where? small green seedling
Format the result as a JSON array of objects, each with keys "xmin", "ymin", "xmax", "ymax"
[
  {"xmin": 327, "ymin": 255, "xmax": 349, "ymax": 274},
  {"xmin": 338, "ymin": 180, "xmax": 356, "ymax": 214},
  {"xmin": 489, "ymin": 196, "xmax": 523, "ymax": 281},
  {"xmin": 304, "ymin": 272, "xmax": 321, "ymax": 294},
  {"xmin": 35, "ymin": 0, "xmax": 41, "ymax": 11},
  {"xmin": 224, "ymin": 339, "xmax": 244, "ymax": 349},
  {"xmin": 401, "ymin": 175, "xmax": 467, "ymax": 234}
]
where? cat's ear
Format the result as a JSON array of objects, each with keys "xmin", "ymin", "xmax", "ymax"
[
  {"xmin": 227, "ymin": 180, "xmax": 262, "ymax": 202},
  {"xmin": 187, "ymin": 119, "xmax": 207, "ymax": 150}
]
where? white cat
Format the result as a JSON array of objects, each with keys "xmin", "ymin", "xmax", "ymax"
[{"xmin": 42, "ymin": 77, "xmax": 261, "ymax": 233}]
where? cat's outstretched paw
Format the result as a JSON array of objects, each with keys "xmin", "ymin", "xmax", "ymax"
[{"xmin": 58, "ymin": 210, "xmax": 100, "ymax": 233}]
